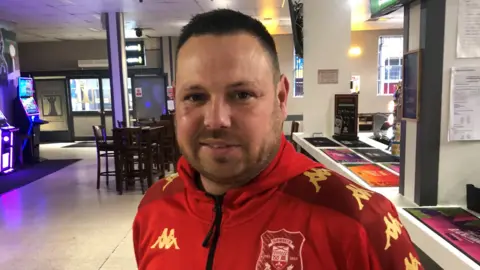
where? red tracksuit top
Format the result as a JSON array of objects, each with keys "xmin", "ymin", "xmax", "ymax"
[{"xmin": 133, "ymin": 137, "xmax": 423, "ymax": 270}]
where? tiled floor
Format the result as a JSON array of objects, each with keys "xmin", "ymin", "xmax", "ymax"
[{"xmin": 0, "ymin": 143, "xmax": 143, "ymax": 270}]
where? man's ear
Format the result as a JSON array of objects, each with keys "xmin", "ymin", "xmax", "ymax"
[{"xmin": 277, "ymin": 74, "xmax": 290, "ymax": 119}]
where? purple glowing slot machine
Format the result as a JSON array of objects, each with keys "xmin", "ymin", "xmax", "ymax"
[
  {"xmin": 13, "ymin": 77, "xmax": 48, "ymax": 164},
  {"xmin": 0, "ymin": 110, "xmax": 18, "ymax": 173}
]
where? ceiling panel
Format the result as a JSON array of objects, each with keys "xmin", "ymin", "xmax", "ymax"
[{"xmin": 0, "ymin": 0, "xmax": 402, "ymax": 42}]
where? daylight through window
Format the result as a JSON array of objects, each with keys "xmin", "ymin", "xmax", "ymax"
[{"xmin": 377, "ymin": 36, "xmax": 403, "ymax": 95}]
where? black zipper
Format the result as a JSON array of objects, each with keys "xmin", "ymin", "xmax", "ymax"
[{"xmin": 202, "ymin": 194, "xmax": 224, "ymax": 270}]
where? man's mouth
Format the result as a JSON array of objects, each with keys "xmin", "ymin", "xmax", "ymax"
[{"xmin": 199, "ymin": 140, "xmax": 240, "ymax": 149}]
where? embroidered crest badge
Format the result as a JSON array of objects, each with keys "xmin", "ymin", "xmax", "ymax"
[{"xmin": 255, "ymin": 229, "xmax": 305, "ymax": 270}]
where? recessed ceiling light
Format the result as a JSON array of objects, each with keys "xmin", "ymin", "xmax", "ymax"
[
  {"xmin": 59, "ymin": 0, "xmax": 74, "ymax": 4},
  {"xmin": 88, "ymin": 28, "xmax": 100, "ymax": 32}
]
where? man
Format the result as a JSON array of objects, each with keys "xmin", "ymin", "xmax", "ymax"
[{"xmin": 133, "ymin": 9, "xmax": 422, "ymax": 270}]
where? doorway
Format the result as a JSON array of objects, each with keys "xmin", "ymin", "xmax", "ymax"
[{"xmin": 69, "ymin": 77, "xmax": 134, "ymax": 140}]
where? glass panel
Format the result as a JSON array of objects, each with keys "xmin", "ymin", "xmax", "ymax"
[
  {"xmin": 293, "ymin": 51, "xmax": 304, "ymax": 97},
  {"xmin": 70, "ymin": 78, "xmax": 101, "ymax": 112},
  {"xmin": 377, "ymin": 35, "xmax": 404, "ymax": 95},
  {"xmin": 101, "ymin": 78, "xmax": 133, "ymax": 111},
  {"xmin": 73, "ymin": 115, "xmax": 102, "ymax": 137}
]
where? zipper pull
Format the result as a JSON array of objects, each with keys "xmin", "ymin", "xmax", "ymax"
[
  {"xmin": 202, "ymin": 225, "xmax": 214, "ymax": 248},
  {"xmin": 202, "ymin": 195, "xmax": 223, "ymax": 248}
]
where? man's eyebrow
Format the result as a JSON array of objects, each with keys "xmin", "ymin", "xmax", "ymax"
[
  {"xmin": 226, "ymin": 80, "xmax": 257, "ymax": 88},
  {"xmin": 182, "ymin": 84, "xmax": 205, "ymax": 92}
]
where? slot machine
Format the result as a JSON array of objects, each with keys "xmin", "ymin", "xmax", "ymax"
[
  {"xmin": 0, "ymin": 110, "xmax": 17, "ymax": 173},
  {"xmin": 13, "ymin": 77, "xmax": 48, "ymax": 163}
]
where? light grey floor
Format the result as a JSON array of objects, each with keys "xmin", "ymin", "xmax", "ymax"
[{"xmin": 0, "ymin": 143, "xmax": 142, "ymax": 270}]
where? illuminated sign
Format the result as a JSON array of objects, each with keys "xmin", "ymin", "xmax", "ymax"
[
  {"xmin": 125, "ymin": 41, "xmax": 146, "ymax": 67},
  {"xmin": 369, "ymin": 0, "xmax": 411, "ymax": 18}
]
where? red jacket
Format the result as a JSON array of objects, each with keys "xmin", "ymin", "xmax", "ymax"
[{"xmin": 133, "ymin": 137, "xmax": 422, "ymax": 270}]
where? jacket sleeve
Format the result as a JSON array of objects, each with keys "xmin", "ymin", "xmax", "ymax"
[
  {"xmin": 133, "ymin": 215, "xmax": 142, "ymax": 267},
  {"xmin": 362, "ymin": 196, "xmax": 424, "ymax": 270},
  {"xmin": 345, "ymin": 226, "xmax": 383, "ymax": 270},
  {"xmin": 298, "ymin": 167, "xmax": 424, "ymax": 270},
  {"xmin": 333, "ymin": 172, "xmax": 424, "ymax": 270}
]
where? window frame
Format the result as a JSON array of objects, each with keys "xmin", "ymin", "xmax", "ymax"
[
  {"xmin": 292, "ymin": 50, "xmax": 304, "ymax": 98},
  {"xmin": 377, "ymin": 35, "xmax": 404, "ymax": 96}
]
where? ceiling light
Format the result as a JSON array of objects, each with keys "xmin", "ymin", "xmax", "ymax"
[
  {"xmin": 349, "ymin": 0, "xmax": 361, "ymax": 7},
  {"xmin": 88, "ymin": 28, "xmax": 100, "ymax": 32},
  {"xmin": 349, "ymin": 46, "xmax": 362, "ymax": 57}
]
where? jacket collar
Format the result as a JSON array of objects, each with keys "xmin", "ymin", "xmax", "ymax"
[{"xmin": 177, "ymin": 135, "xmax": 318, "ymax": 225}]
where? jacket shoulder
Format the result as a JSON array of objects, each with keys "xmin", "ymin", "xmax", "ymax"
[
  {"xmin": 138, "ymin": 172, "xmax": 185, "ymax": 210},
  {"xmin": 283, "ymin": 166, "xmax": 423, "ymax": 270}
]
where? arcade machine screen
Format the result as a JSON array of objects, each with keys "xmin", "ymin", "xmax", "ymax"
[
  {"xmin": 18, "ymin": 77, "xmax": 34, "ymax": 97},
  {"xmin": 20, "ymin": 97, "xmax": 40, "ymax": 116}
]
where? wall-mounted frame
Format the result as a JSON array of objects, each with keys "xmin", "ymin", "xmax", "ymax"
[
  {"xmin": 333, "ymin": 94, "xmax": 359, "ymax": 141},
  {"xmin": 402, "ymin": 49, "xmax": 421, "ymax": 121}
]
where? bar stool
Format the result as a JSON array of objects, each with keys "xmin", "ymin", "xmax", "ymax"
[{"xmin": 92, "ymin": 125, "xmax": 116, "ymax": 189}]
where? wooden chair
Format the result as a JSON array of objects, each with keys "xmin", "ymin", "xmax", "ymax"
[
  {"xmin": 112, "ymin": 127, "xmax": 154, "ymax": 194},
  {"xmin": 92, "ymin": 125, "xmax": 116, "ymax": 189}
]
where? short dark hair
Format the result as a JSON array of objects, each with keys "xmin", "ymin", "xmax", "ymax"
[{"xmin": 176, "ymin": 9, "xmax": 280, "ymax": 80}]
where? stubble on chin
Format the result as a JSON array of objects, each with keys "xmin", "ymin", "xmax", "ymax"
[{"xmin": 178, "ymin": 105, "xmax": 285, "ymax": 190}]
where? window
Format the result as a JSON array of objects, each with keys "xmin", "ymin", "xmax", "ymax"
[
  {"xmin": 293, "ymin": 51, "xmax": 304, "ymax": 98},
  {"xmin": 101, "ymin": 78, "xmax": 133, "ymax": 111},
  {"xmin": 70, "ymin": 79, "xmax": 101, "ymax": 112},
  {"xmin": 377, "ymin": 36, "xmax": 403, "ymax": 95},
  {"xmin": 70, "ymin": 78, "xmax": 133, "ymax": 112}
]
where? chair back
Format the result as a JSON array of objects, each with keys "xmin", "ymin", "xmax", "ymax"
[{"xmin": 92, "ymin": 125, "xmax": 107, "ymax": 145}]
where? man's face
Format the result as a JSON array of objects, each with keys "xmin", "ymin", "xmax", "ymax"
[{"xmin": 175, "ymin": 33, "xmax": 289, "ymax": 187}]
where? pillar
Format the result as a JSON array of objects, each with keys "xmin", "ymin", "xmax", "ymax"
[
  {"xmin": 401, "ymin": 0, "xmax": 445, "ymax": 206},
  {"xmin": 103, "ymin": 12, "xmax": 130, "ymax": 127},
  {"xmin": 302, "ymin": 0, "xmax": 351, "ymax": 135},
  {"xmin": 399, "ymin": 0, "xmax": 480, "ymax": 207}
]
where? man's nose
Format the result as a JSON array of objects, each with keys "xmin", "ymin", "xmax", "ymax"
[{"xmin": 204, "ymin": 98, "xmax": 231, "ymax": 129}]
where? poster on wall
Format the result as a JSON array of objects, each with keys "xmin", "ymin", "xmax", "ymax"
[
  {"xmin": 405, "ymin": 207, "xmax": 480, "ymax": 264},
  {"xmin": 448, "ymin": 67, "xmax": 480, "ymax": 141},
  {"xmin": 457, "ymin": 0, "xmax": 480, "ymax": 58},
  {"xmin": 42, "ymin": 95, "xmax": 63, "ymax": 117},
  {"xmin": 0, "ymin": 28, "xmax": 20, "ymax": 110},
  {"xmin": 402, "ymin": 50, "xmax": 421, "ymax": 120}
]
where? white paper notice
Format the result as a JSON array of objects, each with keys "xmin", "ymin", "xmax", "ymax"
[
  {"xmin": 457, "ymin": 0, "xmax": 480, "ymax": 58},
  {"xmin": 448, "ymin": 67, "xmax": 480, "ymax": 141},
  {"xmin": 167, "ymin": 100, "xmax": 175, "ymax": 111}
]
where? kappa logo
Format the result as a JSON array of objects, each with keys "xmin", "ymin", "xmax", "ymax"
[
  {"xmin": 150, "ymin": 228, "xmax": 180, "ymax": 250},
  {"xmin": 255, "ymin": 229, "xmax": 305, "ymax": 270},
  {"xmin": 162, "ymin": 173, "xmax": 179, "ymax": 191}
]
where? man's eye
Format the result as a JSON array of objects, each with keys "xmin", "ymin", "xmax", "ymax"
[
  {"xmin": 184, "ymin": 94, "xmax": 206, "ymax": 102},
  {"xmin": 234, "ymin": 92, "xmax": 253, "ymax": 100}
]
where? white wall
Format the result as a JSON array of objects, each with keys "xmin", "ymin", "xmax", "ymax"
[
  {"xmin": 437, "ymin": 0, "xmax": 480, "ymax": 205},
  {"xmin": 275, "ymin": 29, "xmax": 407, "ymax": 134}
]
